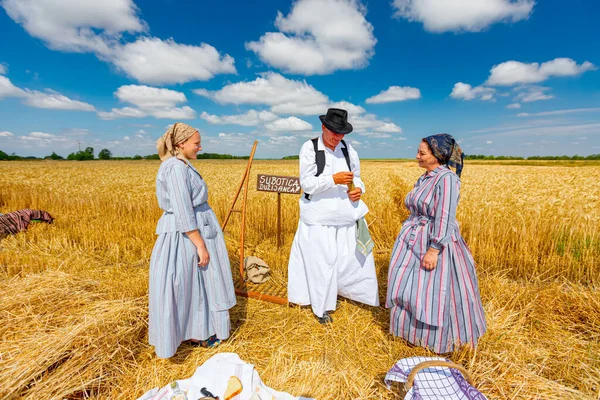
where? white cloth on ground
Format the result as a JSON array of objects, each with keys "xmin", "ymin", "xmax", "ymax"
[
  {"xmin": 288, "ymin": 221, "xmax": 379, "ymax": 318},
  {"xmin": 138, "ymin": 353, "xmax": 312, "ymax": 400}
]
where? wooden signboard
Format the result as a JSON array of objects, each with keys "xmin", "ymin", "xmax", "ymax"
[
  {"xmin": 256, "ymin": 174, "xmax": 301, "ymax": 194},
  {"xmin": 256, "ymin": 174, "xmax": 301, "ymax": 248}
]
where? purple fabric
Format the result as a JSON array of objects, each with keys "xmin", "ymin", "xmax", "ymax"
[
  {"xmin": 451, "ymin": 368, "xmax": 487, "ymax": 400},
  {"xmin": 385, "ymin": 357, "xmax": 487, "ymax": 400}
]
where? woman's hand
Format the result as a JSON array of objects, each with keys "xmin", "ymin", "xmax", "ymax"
[
  {"xmin": 421, "ymin": 248, "xmax": 439, "ymax": 270},
  {"xmin": 197, "ymin": 244, "xmax": 210, "ymax": 267},
  {"xmin": 185, "ymin": 229, "xmax": 210, "ymax": 267}
]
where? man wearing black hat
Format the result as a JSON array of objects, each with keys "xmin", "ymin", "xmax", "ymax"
[{"xmin": 287, "ymin": 108, "xmax": 379, "ymax": 324}]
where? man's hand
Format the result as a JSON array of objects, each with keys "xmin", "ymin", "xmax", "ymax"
[
  {"xmin": 347, "ymin": 187, "xmax": 362, "ymax": 202},
  {"xmin": 333, "ymin": 171, "xmax": 354, "ymax": 185}
]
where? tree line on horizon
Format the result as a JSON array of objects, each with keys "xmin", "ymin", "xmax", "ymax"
[
  {"xmin": 0, "ymin": 148, "xmax": 250, "ymax": 161},
  {"xmin": 1, "ymin": 148, "xmax": 599, "ymax": 161}
]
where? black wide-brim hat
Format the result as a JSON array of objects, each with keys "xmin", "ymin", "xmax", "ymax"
[{"xmin": 319, "ymin": 108, "xmax": 353, "ymax": 134}]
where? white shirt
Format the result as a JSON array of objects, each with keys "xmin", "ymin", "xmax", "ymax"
[{"xmin": 298, "ymin": 135, "xmax": 369, "ymax": 226}]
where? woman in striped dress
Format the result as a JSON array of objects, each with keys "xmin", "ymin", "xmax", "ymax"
[
  {"xmin": 149, "ymin": 123, "xmax": 236, "ymax": 359},
  {"xmin": 386, "ymin": 134, "xmax": 486, "ymax": 353}
]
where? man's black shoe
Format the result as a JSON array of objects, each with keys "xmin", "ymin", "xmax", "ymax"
[{"xmin": 317, "ymin": 311, "xmax": 332, "ymax": 324}]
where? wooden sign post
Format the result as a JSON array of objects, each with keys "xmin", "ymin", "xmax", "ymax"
[{"xmin": 256, "ymin": 174, "xmax": 301, "ymax": 248}]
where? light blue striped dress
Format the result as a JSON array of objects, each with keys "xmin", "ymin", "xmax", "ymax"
[
  {"xmin": 148, "ymin": 157, "xmax": 236, "ymax": 358},
  {"xmin": 386, "ymin": 166, "xmax": 486, "ymax": 353}
]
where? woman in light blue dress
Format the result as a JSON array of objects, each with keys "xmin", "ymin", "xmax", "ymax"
[{"xmin": 149, "ymin": 123, "xmax": 236, "ymax": 358}]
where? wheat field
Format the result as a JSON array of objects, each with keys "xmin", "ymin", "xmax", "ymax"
[{"xmin": 0, "ymin": 159, "xmax": 599, "ymax": 399}]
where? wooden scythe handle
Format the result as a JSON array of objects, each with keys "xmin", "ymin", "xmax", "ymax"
[{"xmin": 239, "ymin": 140, "xmax": 258, "ymax": 279}]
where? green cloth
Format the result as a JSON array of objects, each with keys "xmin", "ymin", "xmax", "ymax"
[{"xmin": 356, "ymin": 217, "xmax": 374, "ymax": 257}]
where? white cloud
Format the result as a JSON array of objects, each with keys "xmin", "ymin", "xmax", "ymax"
[
  {"xmin": 271, "ymin": 102, "xmax": 325, "ymax": 116},
  {"xmin": 392, "ymin": 0, "xmax": 534, "ymax": 33},
  {"xmin": 514, "ymin": 86, "xmax": 553, "ymax": 103},
  {"xmin": 375, "ymin": 123, "xmax": 402, "ymax": 133},
  {"xmin": 199, "ymin": 112, "xmax": 223, "ymax": 125},
  {"xmin": 208, "ymin": 132, "xmax": 252, "ymax": 148},
  {"xmin": 358, "ymin": 132, "xmax": 392, "ymax": 139},
  {"xmin": 98, "ymin": 107, "xmax": 147, "ymax": 120},
  {"xmin": 471, "ymin": 121, "xmax": 600, "ymax": 141},
  {"xmin": 0, "ymin": 131, "xmax": 14, "ymax": 137},
  {"xmin": 114, "ymin": 85, "xmax": 187, "ymax": 108},
  {"xmin": 24, "ymin": 90, "xmax": 96, "ymax": 111},
  {"xmin": 200, "ymin": 110, "xmax": 278, "ymax": 126},
  {"xmin": 366, "ymin": 86, "xmax": 421, "ymax": 104},
  {"xmin": 195, "ymin": 72, "xmax": 328, "ymax": 109},
  {"xmin": 486, "ymin": 140, "xmax": 493, "ymax": 144},
  {"xmin": 349, "ymin": 114, "xmax": 403, "ymax": 133},
  {"xmin": 1, "ymin": 0, "xmax": 145, "ymax": 54},
  {"xmin": 218, "ymin": 132, "xmax": 248, "ymax": 139},
  {"xmin": 329, "ymin": 101, "xmax": 366, "ymax": 115},
  {"xmin": 265, "ymin": 117, "xmax": 313, "ymax": 132},
  {"xmin": 18, "ymin": 131, "xmax": 68, "ymax": 145},
  {"xmin": 450, "ymin": 82, "xmax": 496, "ymax": 101},
  {"xmin": 350, "ymin": 140, "xmax": 362, "ymax": 147},
  {"xmin": 2, "ymin": 1, "xmax": 236, "ymax": 85},
  {"xmin": 517, "ymin": 107, "xmax": 600, "ymax": 117},
  {"xmin": 246, "ymin": 0, "xmax": 376, "ymax": 75},
  {"xmin": 108, "ymin": 38, "xmax": 236, "ymax": 85},
  {"xmin": 99, "ymin": 85, "xmax": 195, "ymax": 120},
  {"xmin": 149, "ymin": 106, "xmax": 196, "ymax": 120},
  {"xmin": 195, "ymin": 73, "xmax": 367, "ymax": 117},
  {"xmin": 487, "ymin": 58, "xmax": 596, "ymax": 86},
  {"xmin": 1, "ymin": 76, "xmax": 95, "ymax": 111},
  {"xmin": 61, "ymin": 128, "xmax": 90, "ymax": 137},
  {"xmin": 28, "ymin": 132, "xmax": 55, "ymax": 139},
  {"xmin": 0, "ymin": 64, "xmax": 7, "ymax": 75},
  {"xmin": 0, "ymin": 76, "xmax": 27, "ymax": 98},
  {"xmin": 268, "ymin": 136, "xmax": 297, "ymax": 145},
  {"xmin": 506, "ymin": 103, "xmax": 521, "ymax": 109}
]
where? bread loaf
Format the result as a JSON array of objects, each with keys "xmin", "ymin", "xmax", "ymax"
[{"xmin": 223, "ymin": 376, "xmax": 242, "ymax": 400}]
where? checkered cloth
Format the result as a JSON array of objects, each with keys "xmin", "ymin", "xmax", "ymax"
[
  {"xmin": 0, "ymin": 209, "xmax": 53, "ymax": 236},
  {"xmin": 385, "ymin": 357, "xmax": 487, "ymax": 400}
]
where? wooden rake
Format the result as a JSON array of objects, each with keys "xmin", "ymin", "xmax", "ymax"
[{"xmin": 221, "ymin": 140, "xmax": 288, "ymax": 305}]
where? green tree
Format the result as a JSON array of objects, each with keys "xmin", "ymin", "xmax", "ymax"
[
  {"xmin": 47, "ymin": 152, "xmax": 64, "ymax": 160},
  {"xmin": 67, "ymin": 149, "xmax": 94, "ymax": 161},
  {"xmin": 98, "ymin": 149, "xmax": 112, "ymax": 160},
  {"xmin": 0, "ymin": 150, "xmax": 8, "ymax": 160}
]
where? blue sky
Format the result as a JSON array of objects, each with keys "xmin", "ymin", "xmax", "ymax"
[{"xmin": 0, "ymin": 0, "xmax": 598, "ymax": 158}]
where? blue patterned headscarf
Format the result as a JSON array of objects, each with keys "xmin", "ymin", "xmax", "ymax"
[{"xmin": 424, "ymin": 133, "xmax": 464, "ymax": 177}]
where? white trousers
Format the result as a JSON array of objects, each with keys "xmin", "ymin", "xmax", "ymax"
[{"xmin": 287, "ymin": 221, "xmax": 380, "ymax": 317}]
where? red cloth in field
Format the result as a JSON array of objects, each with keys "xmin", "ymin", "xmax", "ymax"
[{"xmin": 0, "ymin": 209, "xmax": 54, "ymax": 236}]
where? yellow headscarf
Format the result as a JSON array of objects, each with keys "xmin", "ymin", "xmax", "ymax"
[{"xmin": 156, "ymin": 122, "xmax": 198, "ymax": 161}]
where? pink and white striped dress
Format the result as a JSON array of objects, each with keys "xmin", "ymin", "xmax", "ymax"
[{"xmin": 386, "ymin": 166, "xmax": 486, "ymax": 353}]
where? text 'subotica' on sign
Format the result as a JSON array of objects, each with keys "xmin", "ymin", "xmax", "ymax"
[{"xmin": 257, "ymin": 174, "xmax": 301, "ymax": 194}]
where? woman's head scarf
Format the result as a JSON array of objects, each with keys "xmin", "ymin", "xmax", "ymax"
[
  {"xmin": 424, "ymin": 133, "xmax": 464, "ymax": 177},
  {"xmin": 156, "ymin": 122, "xmax": 198, "ymax": 161}
]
